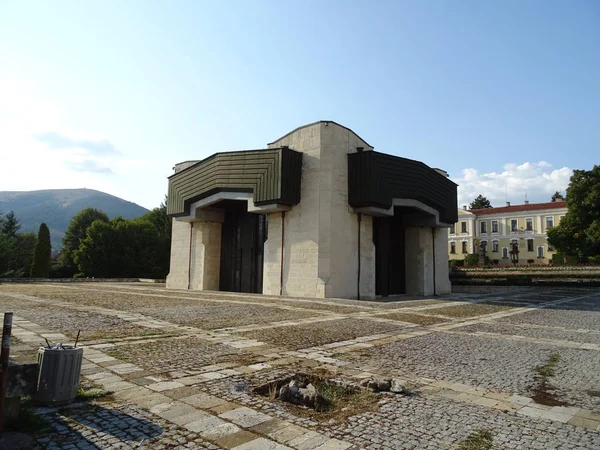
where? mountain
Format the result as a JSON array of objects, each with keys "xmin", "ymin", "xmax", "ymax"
[{"xmin": 0, "ymin": 189, "xmax": 150, "ymax": 252}]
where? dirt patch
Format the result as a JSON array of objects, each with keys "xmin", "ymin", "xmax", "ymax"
[
  {"xmin": 252, "ymin": 373, "xmax": 379, "ymax": 423},
  {"xmin": 530, "ymin": 353, "xmax": 569, "ymax": 406}
]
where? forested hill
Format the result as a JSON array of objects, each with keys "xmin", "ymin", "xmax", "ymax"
[{"xmin": 0, "ymin": 189, "xmax": 149, "ymax": 251}]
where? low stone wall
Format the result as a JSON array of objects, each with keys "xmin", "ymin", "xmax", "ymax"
[
  {"xmin": 450, "ymin": 267, "xmax": 600, "ymax": 287},
  {"xmin": 0, "ymin": 278, "xmax": 165, "ymax": 284}
]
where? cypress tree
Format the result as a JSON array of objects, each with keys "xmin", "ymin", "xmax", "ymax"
[{"xmin": 30, "ymin": 223, "xmax": 51, "ymax": 278}]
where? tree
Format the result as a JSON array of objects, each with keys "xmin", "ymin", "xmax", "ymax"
[
  {"xmin": 469, "ymin": 195, "xmax": 493, "ymax": 210},
  {"xmin": 1, "ymin": 232, "xmax": 37, "ymax": 277},
  {"xmin": 551, "ymin": 191, "xmax": 564, "ymax": 202},
  {"xmin": 60, "ymin": 207, "xmax": 109, "ymax": 276},
  {"xmin": 74, "ymin": 217, "xmax": 167, "ymax": 278},
  {"xmin": 140, "ymin": 196, "xmax": 172, "ymax": 277},
  {"xmin": 547, "ymin": 165, "xmax": 600, "ymax": 261},
  {"xmin": 0, "ymin": 211, "xmax": 20, "ymax": 238},
  {"xmin": 30, "ymin": 223, "xmax": 51, "ymax": 278},
  {"xmin": 0, "ymin": 211, "xmax": 35, "ymax": 277}
]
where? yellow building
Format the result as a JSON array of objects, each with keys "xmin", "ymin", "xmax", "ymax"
[{"xmin": 448, "ymin": 201, "xmax": 567, "ymax": 265}]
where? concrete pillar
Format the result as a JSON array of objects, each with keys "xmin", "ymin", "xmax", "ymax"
[
  {"xmin": 404, "ymin": 226, "xmax": 450, "ymax": 296},
  {"xmin": 434, "ymin": 227, "xmax": 451, "ymax": 294},
  {"xmin": 166, "ymin": 219, "xmax": 192, "ymax": 290},
  {"xmin": 189, "ymin": 221, "xmax": 221, "ymax": 291},
  {"xmin": 405, "ymin": 227, "xmax": 428, "ymax": 296},
  {"xmin": 166, "ymin": 219, "xmax": 221, "ymax": 291},
  {"xmin": 262, "ymin": 212, "xmax": 283, "ymax": 296}
]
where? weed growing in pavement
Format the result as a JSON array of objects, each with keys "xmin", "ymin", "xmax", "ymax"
[
  {"xmin": 457, "ymin": 429, "xmax": 494, "ymax": 450},
  {"xmin": 535, "ymin": 353, "xmax": 560, "ymax": 380},
  {"xmin": 77, "ymin": 380, "xmax": 113, "ymax": 401},
  {"xmin": 531, "ymin": 353, "xmax": 568, "ymax": 406}
]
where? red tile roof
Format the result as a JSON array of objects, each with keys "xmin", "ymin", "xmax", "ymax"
[{"xmin": 471, "ymin": 201, "xmax": 567, "ymax": 215}]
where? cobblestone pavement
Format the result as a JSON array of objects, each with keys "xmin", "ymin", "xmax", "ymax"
[
  {"xmin": 499, "ymin": 308, "xmax": 600, "ymax": 331},
  {"xmin": 458, "ymin": 321, "xmax": 600, "ymax": 344},
  {"xmin": 106, "ymin": 337, "xmax": 254, "ymax": 377},
  {"xmin": 33, "ymin": 403, "xmax": 220, "ymax": 449},
  {"xmin": 332, "ymin": 395, "xmax": 600, "ymax": 450},
  {"xmin": 0, "ymin": 295, "xmax": 165, "ymax": 341},
  {"xmin": 2, "ymin": 283, "xmax": 600, "ymax": 449},
  {"xmin": 237, "ymin": 318, "xmax": 411, "ymax": 350}
]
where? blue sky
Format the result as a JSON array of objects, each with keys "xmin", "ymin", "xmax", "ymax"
[{"xmin": 1, "ymin": 1, "xmax": 598, "ymax": 209}]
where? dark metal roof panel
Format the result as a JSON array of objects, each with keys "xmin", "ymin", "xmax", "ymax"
[
  {"xmin": 348, "ymin": 151, "xmax": 458, "ymax": 224},
  {"xmin": 167, "ymin": 147, "xmax": 302, "ymax": 217}
]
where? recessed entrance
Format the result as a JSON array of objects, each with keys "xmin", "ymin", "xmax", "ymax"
[
  {"xmin": 218, "ymin": 201, "xmax": 267, "ymax": 293},
  {"xmin": 374, "ymin": 214, "xmax": 406, "ymax": 296}
]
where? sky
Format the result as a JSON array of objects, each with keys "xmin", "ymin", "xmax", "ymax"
[{"xmin": 0, "ymin": 1, "xmax": 598, "ymax": 210}]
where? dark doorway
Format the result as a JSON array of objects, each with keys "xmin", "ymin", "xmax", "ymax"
[
  {"xmin": 219, "ymin": 201, "xmax": 267, "ymax": 293},
  {"xmin": 373, "ymin": 214, "xmax": 406, "ymax": 296}
]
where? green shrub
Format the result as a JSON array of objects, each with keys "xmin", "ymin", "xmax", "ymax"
[
  {"xmin": 552, "ymin": 253, "xmax": 579, "ymax": 265},
  {"xmin": 449, "ymin": 259, "xmax": 464, "ymax": 268},
  {"xmin": 464, "ymin": 253, "xmax": 480, "ymax": 267}
]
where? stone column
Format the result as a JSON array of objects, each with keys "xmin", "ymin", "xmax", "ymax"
[
  {"xmin": 189, "ymin": 221, "xmax": 222, "ymax": 291},
  {"xmin": 166, "ymin": 219, "xmax": 193, "ymax": 290}
]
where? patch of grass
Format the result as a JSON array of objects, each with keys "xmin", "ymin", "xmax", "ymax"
[
  {"xmin": 457, "ymin": 429, "xmax": 494, "ymax": 450},
  {"xmin": 535, "ymin": 353, "xmax": 560, "ymax": 379},
  {"xmin": 77, "ymin": 380, "xmax": 113, "ymax": 401}
]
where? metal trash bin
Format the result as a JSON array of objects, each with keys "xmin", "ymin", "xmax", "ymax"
[{"xmin": 35, "ymin": 345, "xmax": 83, "ymax": 404}]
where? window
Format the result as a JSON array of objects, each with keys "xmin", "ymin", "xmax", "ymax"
[
  {"xmin": 492, "ymin": 220, "xmax": 499, "ymax": 233},
  {"xmin": 480, "ymin": 221, "xmax": 487, "ymax": 234},
  {"xmin": 461, "ymin": 222, "xmax": 467, "ymax": 233},
  {"xmin": 462, "ymin": 241, "xmax": 468, "ymax": 253},
  {"xmin": 450, "ymin": 242, "xmax": 456, "ymax": 254},
  {"xmin": 511, "ymin": 239, "xmax": 519, "ymax": 251},
  {"xmin": 481, "ymin": 240, "xmax": 488, "ymax": 252},
  {"xmin": 511, "ymin": 219, "xmax": 518, "ymax": 232},
  {"xmin": 548, "ymin": 243, "xmax": 554, "ymax": 252},
  {"xmin": 546, "ymin": 216, "xmax": 554, "ymax": 230},
  {"xmin": 526, "ymin": 218, "xmax": 533, "ymax": 231},
  {"xmin": 450, "ymin": 223, "xmax": 456, "ymax": 234},
  {"xmin": 492, "ymin": 240, "xmax": 499, "ymax": 252},
  {"xmin": 502, "ymin": 247, "xmax": 509, "ymax": 259},
  {"xmin": 527, "ymin": 239, "xmax": 534, "ymax": 252},
  {"xmin": 537, "ymin": 246, "xmax": 544, "ymax": 258}
]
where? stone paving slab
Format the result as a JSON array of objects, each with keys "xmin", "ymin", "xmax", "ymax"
[{"xmin": 31, "ymin": 403, "xmax": 221, "ymax": 449}]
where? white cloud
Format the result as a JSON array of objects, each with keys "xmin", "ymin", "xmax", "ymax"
[{"xmin": 452, "ymin": 161, "xmax": 572, "ymax": 208}]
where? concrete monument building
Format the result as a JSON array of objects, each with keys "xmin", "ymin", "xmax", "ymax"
[{"xmin": 166, "ymin": 121, "xmax": 458, "ymax": 299}]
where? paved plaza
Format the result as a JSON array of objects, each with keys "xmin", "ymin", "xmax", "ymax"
[{"xmin": 1, "ymin": 283, "xmax": 600, "ymax": 449}]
